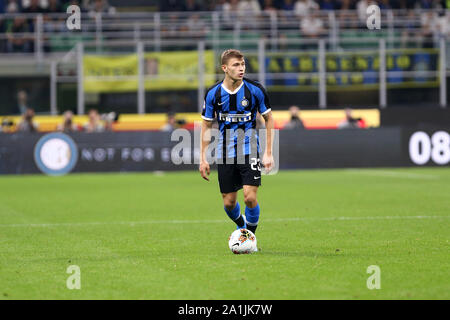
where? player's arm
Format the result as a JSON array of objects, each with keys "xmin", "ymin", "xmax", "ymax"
[
  {"xmin": 262, "ymin": 111, "xmax": 275, "ymax": 173},
  {"xmin": 199, "ymin": 89, "xmax": 215, "ymax": 181},
  {"xmin": 199, "ymin": 119, "xmax": 213, "ymax": 181},
  {"xmin": 255, "ymin": 84, "xmax": 274, "ymax": 173}
]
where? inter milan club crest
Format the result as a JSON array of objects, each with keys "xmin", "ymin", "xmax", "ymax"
[{"xmin": 241, "ymin": 98, "xmax": 249, "ymax": 107}]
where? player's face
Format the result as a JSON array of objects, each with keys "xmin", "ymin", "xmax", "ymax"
[{"xmin": 222, "ymin": 58, "xmax": 245, "ymax": 81}]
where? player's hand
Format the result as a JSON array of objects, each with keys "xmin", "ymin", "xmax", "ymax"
[
  {"xmin": 262, "ymin": 153, "xmax": 274, "ymax": 174},
  {"xmin": 199, "ymin": 161, "xmax": 210, "ymax": 181}
]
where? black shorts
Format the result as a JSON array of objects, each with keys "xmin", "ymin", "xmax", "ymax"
[{"xmin": 217, "ymin": 155, "xmax": 262, "ymax": 194}]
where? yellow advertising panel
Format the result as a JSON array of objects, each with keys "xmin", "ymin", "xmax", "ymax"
[
  {"xmin": 143, "ymin": 51, "xmax": 215, "ymax": 90},
  {"xmin": 83, "ymin": 54, "xmax": 138, "ymax": 93},
  {"xmin": 83, "ymin": 51, "xmax": 215, "ymax": 93}
]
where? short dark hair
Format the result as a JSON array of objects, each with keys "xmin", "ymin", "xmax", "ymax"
[{"xmin": 221, "ymin": 49, "xmax": 244, "ymax": 65}]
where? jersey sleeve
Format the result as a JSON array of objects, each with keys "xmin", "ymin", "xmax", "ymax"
[
  {"xmin": 201, "ymin": 89, "xmax": 215, "ymax": 121},
  {"xmin": 254, "ymin": 85, "xmax": 271, "ymax": 116}
]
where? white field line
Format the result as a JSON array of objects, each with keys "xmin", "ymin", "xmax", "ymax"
[
  {"xmin": 0, "ymin": 215, "xmax": 447, "ymax": 228},
  {"xmin": 345, "ymin": 169, "xmax": 440, "ymax": 180}
]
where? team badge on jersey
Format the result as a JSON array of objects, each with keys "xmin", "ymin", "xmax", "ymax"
[{"xmin": 241, "ymin": 98, "xmax": 249, "ymax": 107}]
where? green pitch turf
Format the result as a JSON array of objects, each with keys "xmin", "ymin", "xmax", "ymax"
[{"xmin": 0, "ymin": 168, "xmax": 449, "ymax": 300}]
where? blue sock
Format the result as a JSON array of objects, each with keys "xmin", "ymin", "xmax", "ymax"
[
  {"xmin": 224, "ymin": 202, "xmax": 245, "ymax": 228},
  {"xmin": 245, "ymin": 204, "xmax": 260, "ymax": 234}
]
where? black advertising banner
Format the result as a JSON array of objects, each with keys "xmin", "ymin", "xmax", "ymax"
[
  {"xmin": 278, "ymin": 128, "xmax": 404, "ymax": 169},
  {"xmin": 0, "ymin": 133, "xmax": 41, "ymax": 174},
  {"xmin": 0, "ymin": 132, "xmax": 194, "ymax": 175},
  {"xmin": 72, "ymin": 131, "xmax": 197, "ymax": 173},
  {"xmin": 0, "ymin": 128, "xmax": 449, "ymax": 175}
]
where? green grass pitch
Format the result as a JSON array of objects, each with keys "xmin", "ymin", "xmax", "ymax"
[{"xmin": 0, "ymin": 168, "xmax": 449, "ymax": 300}]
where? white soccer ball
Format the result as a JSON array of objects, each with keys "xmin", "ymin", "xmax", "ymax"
[{"xmin": 228, "ymin": 228, "xmax": 257, "ymax": 254}]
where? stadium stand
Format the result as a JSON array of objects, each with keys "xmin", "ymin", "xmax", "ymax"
[
  {"xmin": 0, "ymin": 0, "xmax": 448, "ymax": 119},
  {"xmin": 0, "ymin": 1, "xmax": 449, "ymax": 54}
]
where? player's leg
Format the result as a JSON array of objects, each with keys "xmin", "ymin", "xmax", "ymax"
[
  {"xmin": 243, "ymin": 185, "xmax": 260, "ymax": 234},
  {"xmin": 218, "ymin": 161, "xmax": 245, "ymax": 228},
  {"xmin": 238, "ymin": 155, "xmax": 262, "ymax": 234},
  {"xmin": 222, "ymin": 192, "xmax": 246, "ymax": 228}
]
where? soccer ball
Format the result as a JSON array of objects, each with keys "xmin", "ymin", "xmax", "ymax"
[{"xmin": 228, "ymin": 228, "xmax": 257, "ymax": 254}]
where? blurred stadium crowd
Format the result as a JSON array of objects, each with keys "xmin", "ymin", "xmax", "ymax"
[
  {"xmin": 161, "ymin": 0, "xmax": 450, "ymax": 11},
  {"xmin": 0, "ymin": 0, "xmax": 449, "ymax": 53},
  {"xmin": 1, "ymin": 0, "xmax": 449, "ymax": 14}
]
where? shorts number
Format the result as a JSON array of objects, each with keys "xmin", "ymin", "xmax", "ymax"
[{"xmin": 250, "ymin": 158, "xmax": 261, "ymax": 171}]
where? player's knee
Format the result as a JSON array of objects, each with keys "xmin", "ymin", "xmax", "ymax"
[
  {"xmin": 223, "ymin": 197, "xmax": 237, "ymax": 211},
  {"xmin": 244, "ymin": 194, "xmax": 257, "ymax": 207}
]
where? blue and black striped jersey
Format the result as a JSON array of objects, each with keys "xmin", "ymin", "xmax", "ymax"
[{"xmin": 201, "ymin": 77, "xmax": 271, "ymax": 159}]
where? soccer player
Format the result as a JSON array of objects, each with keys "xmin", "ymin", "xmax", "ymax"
[{"xmin": 199, "ymin": 49, "xmax": 274, "ymax": 236}]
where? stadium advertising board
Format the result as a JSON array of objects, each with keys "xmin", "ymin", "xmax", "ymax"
[
  {"xmin": 245, "ymin": 49, "xmax": 439, "ymax": 90},
  {"xmin": 83, "ymin": 51, "xmax": 215, "ymax": 93},
  {"xmin": 83, "ymin": 49, "xmax": 439, "ymax": 93},
  {"xmin": 1, "ymin": 128, "xmax": 449, "ymax": 175}
]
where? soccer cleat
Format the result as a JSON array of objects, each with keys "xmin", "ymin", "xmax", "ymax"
[{"xmin": 236, "ymin": 215, "xmax": 247, "ymax": 230}]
